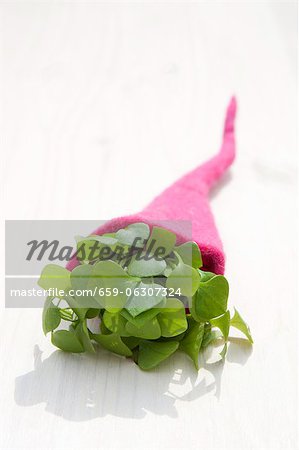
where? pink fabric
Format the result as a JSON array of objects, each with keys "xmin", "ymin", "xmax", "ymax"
[{"xmin": 67, "ymin": 97, "xmax": 237, "ymax": 274}]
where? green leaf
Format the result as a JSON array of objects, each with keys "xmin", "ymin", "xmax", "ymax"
[
  {"xmin": 59, "ymin": 308, "xmax": 74, "ymax": 321},
  {"xmin": 92, "ymin": 259, "xmax": 131, "ymax": 281},
  {"xmin": 88, "ymin": 234, "xmax": 118, "ymax": 246},
  {"xmin": 103, "ymin": 311, "xmax": 129, "ymax": 336},
  {"xmin": 100, "ymin": 319, "xmax": 111, "ymax": 335},
  {"xmin": 70, "ymin": 264, "xmax": 101, "ymax": 309},
  {"xmin": 230, "ymin": 308, "xmax": 253, "ymax": 343},
  {"xmin": 116, "ymin": 223, "xmax": 150, "ymax": 247},
  {"xmin": 51, "ymin": 330, "xmax": 84, "ymax": 353},
  {"xmin": 174, "ymin": 242, "xmax": 202, "ymax": 268},
  {"xmin": 74, "ymin": 321, "xmax": 95, "ymax": 353},
  {"xmin": 92, "ymin": 333, "xmax": 132, "ymax": 357},
  {"xmin": 76, "ymin": 239, "xmax": 102, "ymax": 262},
  {"xmin": 193, "ymin": 275, "xmax": 229, "ymax": 320},
  {"xmin": 42, "ymin": 297, "xmax": 61, "ymax": 334},
  {"xmin": 138, "ymin": 341, "xmax": 179, "ymax": 370},
  {"xmin": 163, "ymin": 258, "xmax": 178, "ymax": 277},
  {"xmin": 201, "ymin": 327, "xmax": 222, "ymax": 349},
  {"xmin": 210, "ymin": 310, "xmax": 230, "ymax": 341},
  {"xmin": 89, "ymin": 260, "xmax": 134, "ymax": 312},
  {"xmin": 70, "ymin": 263, "xmax": 93, "ymax": 287},
  {"xmin": 121, "ymin": 307, "xmax": 161, "ymax": 329},
  {"xmin": 127, "ymin": 254, "xmax": 166, "ymax": 277},
  {"xmin": 158, "ymin": 298, "xmax": 188, "ymax": 337},
  {"xmin": 159, "ymin": 331, "xmax": 186, "ymax": 342},
  {"xmin": 64, "ymin": 294, "xmax": 89, "ymax": 321},
  {"xmin": 76, "ymin": 234, "xmax": 118, "ymax": 262},
  {"xmin": 180, "ymin": 319, "xmax": 205, "ymax": 369},
  {"xmin": 85, "ymin": 308, "xmax": 100, "ymax": 319},
  {"xmin": 198, "ymin": 269, "xmax": 216, "ymax": 282},
  {"xmin": 189, "ymin": 294, "xmax": 201, "ymax": 322},
  {"xmin": 220, "ymin": 343, "xmax": 228, "ymax": 359},
  {"xmin": 121, "ymin": 336, "xmax": 141, "ymax": 350},
  {"xmin": 124, "ymin": 280, "xmax": 166, "ymax": 317},
  {"xmin": 126, "ymin": 316, "xmax": 161, "ymax": 340},
  {"xmin": 166, "ymin": 262, "xmax": 200, "ymax": 297},
  {"xmin": 145, "ymin": 226, "xmax": 176, "ymax": 258},
  {"xmin": 38, "ymin": 264, "xmax": 71, "ymax": 296}
]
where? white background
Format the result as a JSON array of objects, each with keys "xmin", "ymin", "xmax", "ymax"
[{"xmin": 0, "ymin": 1, "xmax": 297, "ymax": 449}]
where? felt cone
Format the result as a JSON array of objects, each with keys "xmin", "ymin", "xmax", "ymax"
[{"xmin": 67, "ymin": 97, "xmax": 236, "ymax": 275}]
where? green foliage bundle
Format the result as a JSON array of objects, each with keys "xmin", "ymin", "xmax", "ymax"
[{"xmin": 39, "ymin": 223, "xmax": 252, "ymax": 370}]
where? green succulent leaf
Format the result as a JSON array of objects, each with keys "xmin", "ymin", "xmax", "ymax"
[
  {"xmin": 230, "ymin": 308, "xmax": 253, "ymax": 343},
  {"xmin": 126, "ymin": 316, "xmax": 161, "ymax": 340},
  {"xmin": 38, "ymin": 264, "xmax": 71, "ymax": 296},
  {"xmin": 85, "ymin": 308, "xmax": 100, "ymax": 319},
  {"xmin": 158, "ymin": 298, "xmax": 188, "ymax": 337},
  {"xmin": 70, "ymin": 264, "xmax": 101, "ymax": 309},
  {"xmin": 100, "ymin": 319, "xmax": 111, "ymax": 335},
  {"xmin": 92, "ymin": 259, "xmax": 131, "ymax": 280},
  {"xmin": 121, "ymin": 336, "xmax": 141, "ymax": 350},
  {"xmin": 220, "ymin": 343, "xmax": 228, "ymax": 360},
  {"xmin": 59, "ymin": 308, "xmax": 74, "ymax": 322},
  {"xmin": 92, "ymin": 333, "xmax": 132, "ymax": 357},
  {"xmin": 103, "ymin": 311, "xmax": 129, "ymax": 336},
  {"xmin": 145, "ymin": 226, "xmax": 177, "ymax": 258},
  {"xmin": 51, "ymin": 330, "xmax": 84, "ymax": 353},
  {"xmin": 198, "ymin": 269, "xmax": 216, "ymax": 282},
  {"xmin": 174, "ymin": 242, "xmax": 202, "ymax": 268},
  {"xmin": 201, "ymin": 327, "xmax": 222, "ymax": 349},
  {"xmin": 70, "ymin": 263, "xmax": 93, "ymax": 286},
  {"xmin": 88, "ymin": 234, "xmax": 118, "ymax": 246},
  {"xmin": 163, "ymin": 258, "xmax": 178, "ymax": 277},
  {"xmin": 121, "ymin": 307, "xmax": 161, "ymax": 329},
  {"xmin": 64, "ymin": 294, "xmax": 89, "ymax": 321},
  {"xmin": 127, "ymin": 254, "xmax": 167, "ymax": 277},
  {"xmin": 138, "ymin": 341, "xmax": 179, "ymax": 370},
  {"xmin": 192, "ymin": 275, "xmax": 229, "ymax": 320},
  {"xmin": 189, "ymin": 295, "xmax": 201, "ymax": 322},
  {"xmin": 210, "ymin": 310, "xmax": 230, "ymax": 341},
  {"xmin": 89, "ymin": 260, "xmax": 134, "ymax": 312},
  {"xmin": 42, "ymin": 297, "xmax": 61, "ymax": 334},
  {"xmin": 124, "ymin": 280, "xmax": 166, "ymax": 317},
  {"xmin": 180, "ymin": 319, "xmax": 205, "ymax": 369},
  {"xmin": 76, "ymin": 239, "xmax": 102, "ymax": 262},
  {"xmin": 166, "ymin": 262, "xmax": 200, "ymax": 297},
  {"xmin": 116, "ymin": 223, "xmax": 150, "ymax": 247},
  {"xmin": 74, "ymin": 321, "xmax": 95, "ymax": 353},
  {"xmin": 76, "ymin": 234, "xmax": 118, "ymax": 262}
]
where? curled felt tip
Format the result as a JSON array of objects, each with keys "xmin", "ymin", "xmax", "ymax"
[
  {"xmin": 224, "ymin": 96, "xmax": 237, "ymax": 134},
  {"xmin": 66, "ymin": 97, "xmax": 237, "ymax": 275},
  {"xmin": 194, "ymin": 95, "xmax": 237, "ymax": 192}
]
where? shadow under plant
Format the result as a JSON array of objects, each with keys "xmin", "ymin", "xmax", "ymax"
[{"xmin": 14, "ymin": 339, "xmax": 252, "ymax": 421}]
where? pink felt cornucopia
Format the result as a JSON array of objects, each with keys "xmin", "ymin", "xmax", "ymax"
[{"xmin": 67, "ymin": 98, "xmax": 237, "ymax": 275}]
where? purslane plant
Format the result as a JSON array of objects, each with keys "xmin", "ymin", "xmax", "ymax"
[{"xmin": 38, "ymin": 223, "xmax": 252, "ymax": 370}]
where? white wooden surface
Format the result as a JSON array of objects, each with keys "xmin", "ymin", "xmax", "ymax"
[{"xmin": 0, "ymin": 2, "xmax": 297, "ymax": 449}]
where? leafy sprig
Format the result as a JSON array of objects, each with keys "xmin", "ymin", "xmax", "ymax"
[{"xmin": 38, "ymin": 223, "xmax": 253, "ymax": 370}]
